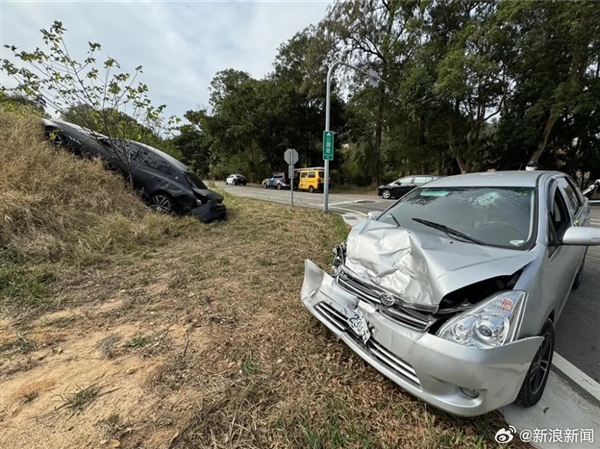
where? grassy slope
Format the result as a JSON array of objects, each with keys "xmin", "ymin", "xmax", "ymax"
[{"xmin": 0, "ymin": 110, "xmax": 529, "ymax": 449}]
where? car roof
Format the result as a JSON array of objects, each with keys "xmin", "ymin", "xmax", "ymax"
[
  {"xmin": 43, "ymin": 118, "xmax": 110, "ymax": 139},
  {"xmin": 423, "ymin": 170, "xmax": 562, "ymax": 188}
]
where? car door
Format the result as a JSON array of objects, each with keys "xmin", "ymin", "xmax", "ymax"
[
  {"xmin": 299, "ymin": 172, "xmax": 307, "ymax": 190},
  {"xmin": 544, "ymin": 180, "xmax": 581, "ymax": 317},
  {"xmin": 392, "ymin": 176, "xmax": 414, "ymax": 197}
]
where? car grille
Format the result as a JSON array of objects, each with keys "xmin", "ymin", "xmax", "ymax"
[
  {"xmin": 366, "ymin": 340, "xmax": 421, "ymax": 386},
  {"xmin": 337, "ymin": 271, "xmax": 434, "ymax": 332},
  {"xmin": 314, "ymin": 302, "xmax": 421, "ymax": 387},
  {"xmin": 315, "ymin": 302, "xmax": 348, "ymax": 332}
]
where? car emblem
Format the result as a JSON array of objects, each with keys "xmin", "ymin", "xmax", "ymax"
[{"xmin": 380, "ymin": 292, "xmax": 395, "ymax": 307}]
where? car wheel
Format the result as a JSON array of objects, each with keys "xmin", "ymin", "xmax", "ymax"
[
  {"xmin": 277, "ymin": 183, "xmax": 282, "ymax": 190},
  {"xmin": 309, "ymin": 186, "xmax": 315, "ymax": 193},
  {"xmin": 263, "ymin": 183, "xmax": 268, "ymax": 189},
  {"xmin": 382, "ymin": 189, "xmax": 392, "ymax": 199},
  {"xmin": 515, "ymin": 319, "xmax": 555, "ymax": 408},
  {"xmin": 149, "ymin": 193, "xmax": 173, "ymax": 214},
  {"xmin": 233, "ymin": 179, "xmax": 238, "ymax": 186}
]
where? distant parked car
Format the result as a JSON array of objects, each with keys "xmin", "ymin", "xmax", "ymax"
[
  {"xmin": 226, "ymin": 174, "xmax": 247, "ymax": 185},
  {"xmin": 378, "ymin": 175, "xmax": 441, "ymax": 199},
  {"xmin": 42, "ymin": 119, "xmax": 227, "ymax": 223},
  {"xmin": 262, "ymin": 172, "xmax": 291, "ymax": 190}
]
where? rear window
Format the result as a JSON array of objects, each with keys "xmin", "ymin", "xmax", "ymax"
[
  {"xmin": 185, "ymin": 172, "xmax": 208, "ymax": 190},
  {"xmin": 318, "ymin": 171, "xmax": 324, "ymax": 178}
]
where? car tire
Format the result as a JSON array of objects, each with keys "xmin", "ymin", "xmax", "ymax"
[
  {"xmin": 277, "ymin": 183, "xmax": 282, "ymax": 190},
  {"xmin": 382, "ymin": 189, "xmax": 392, "ymax": 199},
  {"xmin": 309, "ymin": 186, "xmax": 315, "ymax": 193},
  {"xmin": 263, "ymin": 183, "xmax": 268, "ymax": 189},
  {"xmin": 149, "ymin": 193, "xmax": 174, "ymax": 214},
  {"xmin": 515, "ymin": 318, "xmax": 555, "ymax": 408},
  {"xmin": 233, "ymin": 179, "xmax": 238, "ymax": 186}
]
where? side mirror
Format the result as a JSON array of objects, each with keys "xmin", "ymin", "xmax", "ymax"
[
  {"xmin": 367, "ymin": 211, "xmax": 382, "ymax": 220},
  {"xmin": 561, "ymin": 226, "xmax": 600, "ymax": 246},
  {"xmin": 395, "ymin": 181, "xmax": 402, "ymax": 185}
]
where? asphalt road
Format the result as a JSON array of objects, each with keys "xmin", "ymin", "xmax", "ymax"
[{"xmin": 221, "ymin": 183, "xmax": 600, "ymax": 383}]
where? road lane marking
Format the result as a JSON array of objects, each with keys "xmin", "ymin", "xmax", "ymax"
[
  {"xmin": 330, "ymin": 206, "xmax": 367, "ymax": 217},
  {"xmin": 553, "ymin": 353, "xmax": 600, "ymax": 403}
]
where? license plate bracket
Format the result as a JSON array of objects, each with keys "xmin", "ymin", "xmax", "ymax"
[{"xmin": 348, "ymin": 310, "xmax": 370, "ymax": 344}]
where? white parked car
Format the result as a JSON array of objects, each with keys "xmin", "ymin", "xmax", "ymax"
[{"xmin": 225, "ymin": 174, "xmax": 247, "ymax": 185}]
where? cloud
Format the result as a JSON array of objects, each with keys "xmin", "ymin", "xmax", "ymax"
[{"xmin": 1, "ymin": 0, "xmax": 331, "ymax": 119}]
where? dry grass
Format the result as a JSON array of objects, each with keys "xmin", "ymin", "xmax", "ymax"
[
  {"xmin": 0, "ymin": 109, "xmax": 532, "ymax": 449},
  {"xmin": 0, "ymin": 109, "xmax": 198, "ymax": 318}
]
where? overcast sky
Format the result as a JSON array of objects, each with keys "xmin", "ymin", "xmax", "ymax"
[{"xmin": 1, "ymin": 0, "xmax": 331, "ymax": 120}]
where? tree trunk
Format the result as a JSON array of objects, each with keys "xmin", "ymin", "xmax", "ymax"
[
  {"xmin": 448, "ymin": 102, "xmax": 467, "ymax": 173},
  {"xmin": 530, "ymin": 51, "xmax": 587, "ymax": 163},
  {"xmin": 529, "ymin": 113, "xmax": 559, "ymax": 164}
]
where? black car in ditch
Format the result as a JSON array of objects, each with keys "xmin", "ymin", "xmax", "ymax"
[{"xmin": 42, "ymin": 119, "xmax": 226, "ymax": 223}]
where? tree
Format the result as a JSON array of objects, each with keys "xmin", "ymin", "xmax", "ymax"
[{"xmin": 1, "ymin": 20, "xmax": 180, "ymax": 187}]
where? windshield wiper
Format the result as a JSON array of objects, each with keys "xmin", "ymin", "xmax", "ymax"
[
  {"xmin": 411, "ymin": 217, "xmax": 484, "ymax": 245},
  {"xmin": 387, "ymin": 213, "xmax": 401, "ymax": 228}
]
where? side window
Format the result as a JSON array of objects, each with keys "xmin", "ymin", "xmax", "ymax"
[
  {"xmin": 549, "ymin": 189, "xmax": 570, "ymax": 241},
  {"xmin": 308, "ymin": 172, "xmax": 316, "ymax": 178},
  {"xmin": 557, "ymin": 177, "xmax": 581, "ymax": 216},
  {"xmin": 155, "ymin": 156, "xmax": 174, "ymax": 176},
  {"xmin": 398, "ymin": 177, "xmax": 414, "ymax": 184},
  {"xmin": 413, "ymin": 176, "xmax": 429, "ymax": 185},
  {"xmin": 300, "ymin": 172, "xmax": 307, "ymax": 178}
]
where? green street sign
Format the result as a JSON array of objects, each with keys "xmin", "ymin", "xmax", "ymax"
[{"xmin": 323, "ymin": 131, "xmax": 334, "ymax": 161}]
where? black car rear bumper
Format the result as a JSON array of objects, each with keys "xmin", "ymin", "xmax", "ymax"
[{"xmin": 189, "ymin": 200, "xmax": 227, "ymax": 223}]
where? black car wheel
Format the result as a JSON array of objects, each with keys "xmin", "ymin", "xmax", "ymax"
[
  {"xmin": 149, "ymin": 193, "xmax": 174, "ymax": 214},
  {"xmin": 381, "ymin": 189, "xmax": 392, "ymax": 199},
  {"xmin": 515, "ymin": 319, "xmax": 555, "ymax": 408},
  {"xmin": 233, "ymin": 179, "xmax": 238, "ymax": 186},
  {"xmin": 263, "ymin": 183, "xmax": 268, "ymax": 189},
  {"xmin": 277, "ymin": 183, "xmax": 282, "ymax": 190}
]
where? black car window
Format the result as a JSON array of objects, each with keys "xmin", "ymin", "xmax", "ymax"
[
  {"xmin": 308, "ymin": 172, "xmax": 316, "ymax": 178},
  {"xmin": 185, "ymin": 172, "xmax": 208, "ymax": 190},
  {"xmin": 318, "ymin": 171, "xmax": 324, "ymax": 178},
  {"xmin": 300, "ymin": 172, "xmax": 307, "ymax": 178},
  {"xmin": 557, "ymin": 177, "xmax": 582, "ymax": 216}
]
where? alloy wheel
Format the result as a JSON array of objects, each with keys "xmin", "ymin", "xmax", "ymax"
[
  {"xmin": 150, "ymin": 194, "xmax": 172, "ymax": 214},
  {"xmin": 529, "ymin": 331, "xmax": 552, "ymax": 396},
  {"xmin": 382, "ymin": 189, "xmax": 391, "ymax": 199}
]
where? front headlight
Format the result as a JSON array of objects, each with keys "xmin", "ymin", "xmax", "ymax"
[{"xmin": 437, "ymin": 291, "xmax": 526, "ymax": 349}]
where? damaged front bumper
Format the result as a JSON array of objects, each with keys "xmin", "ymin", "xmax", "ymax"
[
  {"xmin": 189, "ymin": 200, "xmax": 227, "ymax": 223},
  {"xmin": 300, "ymin": 259, "xmax": 543, "ymax": 417}
]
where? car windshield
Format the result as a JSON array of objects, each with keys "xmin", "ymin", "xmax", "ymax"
[
  {"xmin": 379, "ymin": 186, "xmax": 537, "ymax": 249},
  {"xmin": 185, "ymin": 172, "xmax": 208, "ymax": 190}
]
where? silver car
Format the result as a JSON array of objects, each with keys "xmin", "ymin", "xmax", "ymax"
[{"xmin": 301, "ymin": 171, "xmax": 600, "ymax": 417}]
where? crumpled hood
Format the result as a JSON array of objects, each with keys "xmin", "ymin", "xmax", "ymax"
[
  {"xmin": 193, "ymin": 188, "xmax": 224, "ymax": 202},
  {"xmin": 343, "ymin": 218, "xmax": 537, "ymax": 308}
]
